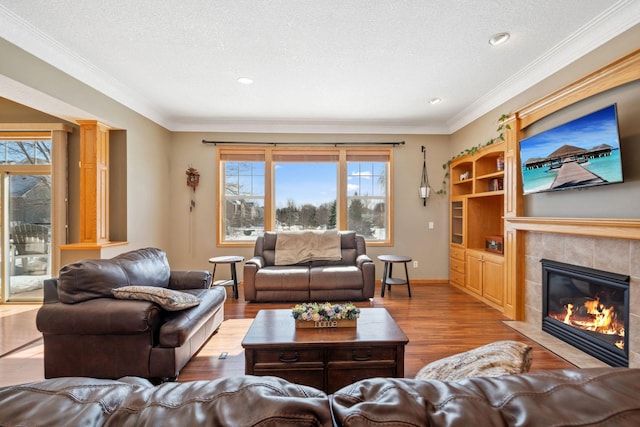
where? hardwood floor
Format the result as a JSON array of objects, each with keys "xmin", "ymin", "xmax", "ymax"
[
  {"xmin": 0, "ymin": 305, "xmax": 40, "ymax": 357},
  {"xmin": 177, "ymin": 282, "xmax": 574, "ymax": 382},
  {"xmin": 0, "ymin": 282, "xmax": 574, "ymax": 387}
]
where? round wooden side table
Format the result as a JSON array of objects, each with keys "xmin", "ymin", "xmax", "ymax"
[
  {"xmin": 208, "ymin": 255, "xmax": 244, "ymax": 299},
  {"xmin": 378, "ymin": 255, "xmax": 412, "ymax": 298}
]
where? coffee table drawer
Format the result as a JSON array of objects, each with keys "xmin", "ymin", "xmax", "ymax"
[
  {"xmin": 254, "ymin": 349, "xmax": 323, "ymax": 364},
  {"xmin": 329, "ymin": 346, "xmax": 396, "ymax": 362}
]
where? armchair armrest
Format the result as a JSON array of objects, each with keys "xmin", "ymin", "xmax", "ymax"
[
  {"xmin": 245, "ymin": 256, "xmax": 265, "ymax": 269},
  {"xmin": 243, "ymin": 256, "xmax": 265, "ymax": 301},
  {"xmin": 36, "ymin": 298, "xmax": 161, "ymax": 336},
  {"xmin": 357, "ymin": 254, "xmax": 375, "ymax": 299},
  {"xmin": 169, "ymin": 270, "xmax": 212, "ymax": 290},
  {"xmin": 356, "ymin": 254, "xmax": 373, "ymax": 268}
]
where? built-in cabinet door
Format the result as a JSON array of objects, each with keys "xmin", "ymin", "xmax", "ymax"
[
  {"xmin": 483, "ymin": 256, "xmax": 504, "ymax": 306},
  {"xmin": 465, "ymin": 252, "xmax": 483, "ymax": 296},
  {"xmin": 465, "ymin": 250, "xmax": 504, "ymax": 306}
]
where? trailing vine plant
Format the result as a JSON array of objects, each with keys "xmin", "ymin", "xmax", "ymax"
[{"xmin": 436, "ymin": 114, "xmax": 511, "ymax": 195}]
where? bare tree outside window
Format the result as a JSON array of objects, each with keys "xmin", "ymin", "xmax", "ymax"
[
  {"xmin": 223, "ymin": 161, "xmax": 265, "ymax": 240},
  {"xmin": 2, "ymin": 140, "xmax": 52, "ymax": 225},
  {"xmin": 2, "ymin": 140, "xmax": 52, "ymax": 165},
  {"xmin": 347, "ymin": 161, "xmax": 387, "ymax": 240}
]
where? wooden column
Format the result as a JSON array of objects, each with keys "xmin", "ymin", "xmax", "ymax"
[
  {"xmin": 78, "ymin": 120, "xmax": 109, "ymax": 244},
  {"xmin": 503, "ymin": 115, "xmax": 524, "ymax": 320}
]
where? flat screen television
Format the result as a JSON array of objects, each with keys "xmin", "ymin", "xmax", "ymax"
[{"xmin": 519, "ymin": 104, "xmax": 623, "ymax": 195}]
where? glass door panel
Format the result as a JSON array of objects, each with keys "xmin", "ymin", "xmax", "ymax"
[{"xmin": 7, "ymin": 174, "xmax": 51, "ymax": 301}]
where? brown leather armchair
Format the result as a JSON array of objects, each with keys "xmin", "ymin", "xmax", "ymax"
[{"xmin": 36, "ymin": 248, "xmax": 226, "ymax": 381}]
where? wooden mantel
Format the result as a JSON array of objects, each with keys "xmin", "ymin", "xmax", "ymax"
[{"xmin": 506, "ymin": 217, "xmax": 640, "ymax": 241}]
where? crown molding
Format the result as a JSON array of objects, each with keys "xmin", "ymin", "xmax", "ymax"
[
  {"xmin": 168, "ymin": 118, "xmax": 450, "ymax": 134},
  {"xmin": 447, "ymin": 0, "xmax": 640, "ymax": 133}
]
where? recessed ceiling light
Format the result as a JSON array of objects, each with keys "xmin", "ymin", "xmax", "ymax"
[
  {"xmin": 237, "ymin": 77, "xmax": 253, "ymax": 85},
  {"xmin": 428, "ymin": 98, "xmax": 442, "ymax": 105},
  {"xmin": 489, "ymin": 32, "xmax": 511, "ymax": 46}
]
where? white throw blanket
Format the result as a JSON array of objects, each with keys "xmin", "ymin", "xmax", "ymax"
[{"xmin": 274, "ymin": 230, "xmax": 342, "ymax": 265}]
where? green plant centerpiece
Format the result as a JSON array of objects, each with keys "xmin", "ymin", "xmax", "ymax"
[{"xmin": 437, "ymin": 114, "xmax": 510, "ymax": 194}]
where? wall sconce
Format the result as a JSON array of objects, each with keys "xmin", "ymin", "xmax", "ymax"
[{"xmin": 419, "ymin": 146, "xmax": 430, "ymax": 206}]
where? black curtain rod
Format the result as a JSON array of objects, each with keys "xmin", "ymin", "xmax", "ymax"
[{"xmin": 202, "ymin": 140, "xmax": 405, "ymax": 147}]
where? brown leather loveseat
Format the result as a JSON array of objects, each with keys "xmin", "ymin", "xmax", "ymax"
[
  {"xmin": 36, "ymin": 247, "xmax": 226, "ymax": 381},
  {"xmin": 243, "ymin": 230, "xmax": 375, "ymax": 302},
  {"xmin": 1, "ymin": 368, "xmax": 639, "ymax": 426}
]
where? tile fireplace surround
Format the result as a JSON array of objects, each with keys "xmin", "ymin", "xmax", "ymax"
[{"xmin": 507, "ymin": 231, "xmax": 639, "ymax": 368}]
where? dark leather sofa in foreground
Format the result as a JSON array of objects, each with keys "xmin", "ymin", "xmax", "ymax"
[
  {"xmin": 35, "ymin": 247, "xmax": 226, "ymax": 381},
  {"xmin": 1, "ymin": 368, "xmax": 639, "ymax": 426}
]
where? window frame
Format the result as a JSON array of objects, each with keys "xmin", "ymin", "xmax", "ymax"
[{"xmin": 216, "ymin": 146, "xmax": 393, "ymax": 247}]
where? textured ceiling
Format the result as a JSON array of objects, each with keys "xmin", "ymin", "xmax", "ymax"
[{"xmin": 1, "ymin": 0, "xmax": 639, "ymax": 133}]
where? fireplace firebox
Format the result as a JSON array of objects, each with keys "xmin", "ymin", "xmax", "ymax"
[{"xmin": 541, "ymin": 259, "xmax": 629, "ymax": 367}]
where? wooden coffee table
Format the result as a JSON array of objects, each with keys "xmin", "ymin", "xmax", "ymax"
[{"xmin": 241, "ymin": 308, "xmax": 409, "ymax": 393}]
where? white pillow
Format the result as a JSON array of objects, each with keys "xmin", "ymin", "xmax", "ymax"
[{"xmin": 415, "ymin": 340, "xmax": 532, "ymax": 381}]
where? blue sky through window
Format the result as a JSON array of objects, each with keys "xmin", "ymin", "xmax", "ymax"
[{"xmin": 275, "ymin": 163, "xmax": 337, "ymax": 208}]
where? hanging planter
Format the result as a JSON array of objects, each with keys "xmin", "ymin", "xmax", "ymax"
[{"xmin": 420, "ymin": 145, "xmax": 431, "ymax": 206}]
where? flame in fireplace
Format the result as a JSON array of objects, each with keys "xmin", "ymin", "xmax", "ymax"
[
  {"xmin": 553, "ymin": 296, "xmax": 625, "ymax": 350},
  {"xmin": 563, "ymin": 303, "xmax": 574, "ymax": 324},
  {"xmin": 584, "ymin": 297, "xmax": 615, "ymax": 332}
]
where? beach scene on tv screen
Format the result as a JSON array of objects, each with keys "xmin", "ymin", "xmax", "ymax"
[{"xmin": 520, "ymin": 104, "xmax": 623, "ymax": 195}]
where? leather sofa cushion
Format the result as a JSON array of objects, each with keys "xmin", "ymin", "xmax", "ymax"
[
  {"xmin": 311, "ymin": 231, "xmax": 357, "ymax": 266},
  {"xmin": 58, "ymin": 248, "xmax": 171, "ymax": 304},
  {"xmin": 168, "ymin": 270, "xmax": 212, "ymax": 290},
  {"xmin": 159, "ymin": 287, "xmax": 226, "ymax": 347},
  {"xmin": 0, "ymin": 376, "xmax": 333, "ymax": 427},
  {"xmin": 110, "ymin": 376, "xmax": 332, "ymax": 426},
  {"xmin": 261, "ymin": 232, "xmax": 279, "ymax": 266},
  {"xmin": 255, "ymin": 266, "xmax": 309, "ymax": 290},
  {"xmin": 332, "ymin": 368, "xmax": 640, "ymax": 427},
  {"xmin": 309, "ymin": 266, "xmax": 363, "ymax": 289},
  {"xmin": 0, "ymin": 377, "xmax": 149, "ymax": 427}
]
